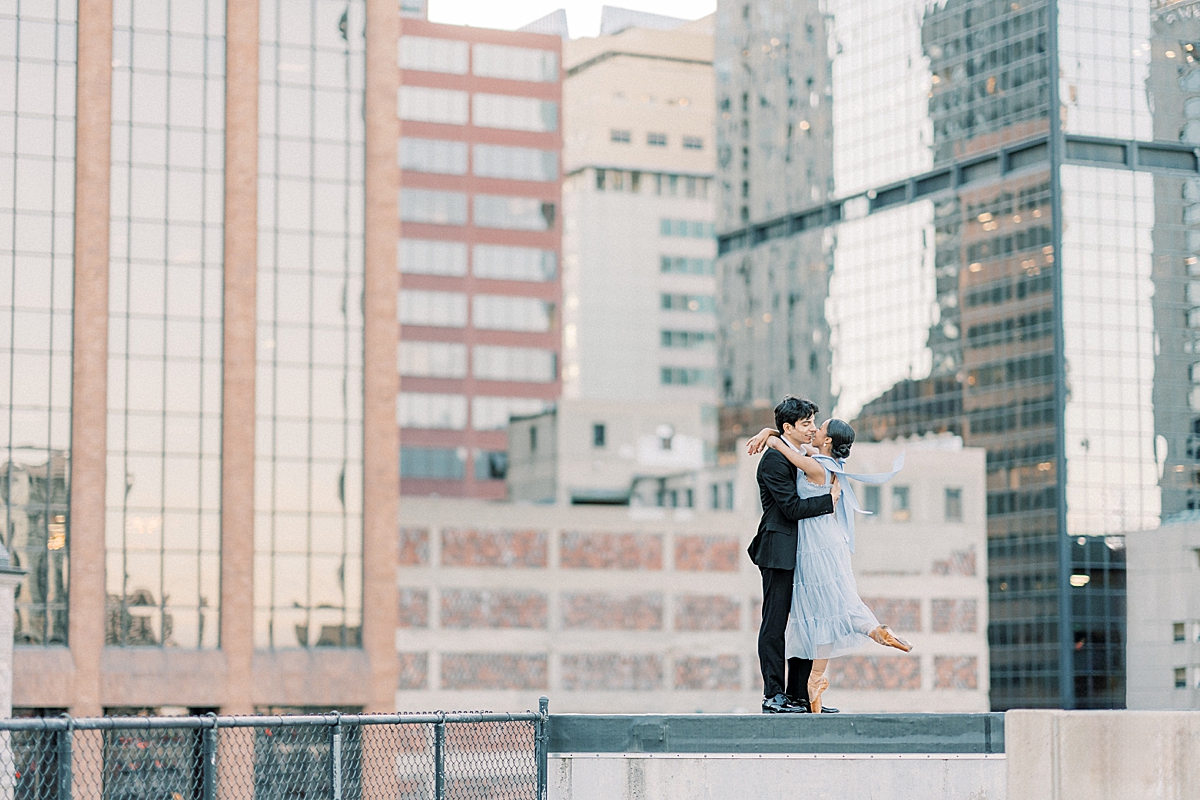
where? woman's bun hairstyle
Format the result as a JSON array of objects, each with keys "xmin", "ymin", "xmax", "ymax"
[{"xmin": 826, "ymin": 418, "xmax": 855, "ymax": 460}]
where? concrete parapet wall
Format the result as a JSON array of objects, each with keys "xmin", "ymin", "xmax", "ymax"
[
  {"xmin": 1005, "ymin": 710, "xmax": 1200, "ymax": 800},
  {"xmin": 549, "ymin": 754, "xmax": 1005, "ymax": 800}
]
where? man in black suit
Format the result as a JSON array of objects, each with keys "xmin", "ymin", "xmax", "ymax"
[{"xmin": 747, "ymin": 396, "xmax": 840, "ymax": 713}]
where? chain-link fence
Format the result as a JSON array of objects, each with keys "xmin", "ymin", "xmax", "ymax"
[{"xmin": 0, "ymin": 702, "xmax": 548, "ymax": 800}]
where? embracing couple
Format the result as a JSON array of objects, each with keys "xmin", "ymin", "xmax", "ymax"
[{"xmin": 747, "ymin": 396, "xmax": 911, "ymax": 714}]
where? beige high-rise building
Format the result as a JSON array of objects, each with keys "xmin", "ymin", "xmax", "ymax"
[{"xmin": 561, "ymin": 14, "xmax": 718, "ymax": 431}]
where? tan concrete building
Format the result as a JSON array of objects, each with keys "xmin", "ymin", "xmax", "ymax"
[
  {"xmin": 2, "ymin": 0, "xmax": 400, "ymax": 714},
  {"xmin": 561, "ymin": 15, "xmax": 719, "ymax": 425},
  {"xmin": 396, "ymin": 439, "xmax": 990, "ymax": 712}
]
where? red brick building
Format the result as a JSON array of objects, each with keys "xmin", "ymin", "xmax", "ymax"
[{"xmin": 397, "ymin": 20, "xmax": 563, "ymax": 498}]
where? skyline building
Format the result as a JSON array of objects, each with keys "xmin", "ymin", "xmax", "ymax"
[
  {"xmin": 714, "ymin": 0, "xmax": 1200, "ymax": 710},
  {"xmin": 1, "ymin": 0, "xmax": 401, "ymax": 713},
  {"xmin": 561, "ymin": 15, "xmax": 719, "ymax": 427},
  {"xmin": 397, "ymin": 18, "xmax": 563, "ymax": 499}
]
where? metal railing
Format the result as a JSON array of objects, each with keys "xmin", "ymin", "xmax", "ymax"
[{"xmin": 0, "ymin": 699, "xmax": 549, "ymax": 800}]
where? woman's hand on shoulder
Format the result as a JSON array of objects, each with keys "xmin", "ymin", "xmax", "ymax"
[{"xmin": 746, "ymin": 427, "xmax": 777, "ymax": 455}]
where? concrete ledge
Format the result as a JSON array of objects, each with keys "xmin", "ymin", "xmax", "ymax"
[{"xmin": 548, "ymin": 713, "xmax": 1004, "ymax": 754}]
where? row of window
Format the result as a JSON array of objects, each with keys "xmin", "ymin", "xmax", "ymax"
[
  {"xmin": 660, "ymin": 367, "xmax": 715, "ymax": 386},
  {"xmin": 660, "ymin": 218, "xmax": 716, "ymax": 238},
  {"xmin": 400, "ymin": 189, "xmax": 556, "ymax": 230},
  {"xmin": 400, "ymin": 138, "xmax": 558, "ymax": 182},
  {"xmin": 660, "ymin": 329, "xmax": 715, "ymax": 348},
  {"xmin": 398, "ymin": 395, "xmax": 551, "ymax": 431},
  {"xmin": 400, "ymin": 446, "xmax": 511, "ymax": 480},
  {"xmin": 610, "ymin": 129, "xmax": 703, "ymax": 150},
  {"xmin": 399, "ymin": 37, "xmax": 558, "ymax": 83},
  {"xmin": 660, "ymin": 293, "xmax": 716, "ymax": 313},
  {"xmin": 593, "ymin": 170, "xmax": 712, "ymax": 199},
  {"xmin": 399, "ymin": 86, "xmax": 558, "ymax": 132},
  {"xmin": 400, "ymin": 239, "xmax": 556, "ymax": 282},
  {"xmin": 661, "ymin": 256, "xmax": 715, "ymax": 275},
  {"xmin": 859, "ymin": 485, "xmax": 964, "ymax": 522},
  {"xmin": 399, "ymin": 341, "xmax": 556, "ymax": 382},
  {"xmin": 399, "ymin": 290, "xmax": 554, "ymax": 332}
]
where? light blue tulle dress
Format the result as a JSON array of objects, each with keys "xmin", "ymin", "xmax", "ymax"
[{"xmin": 783, "ymin": 462, "xmax": 880, "ymax": 660}]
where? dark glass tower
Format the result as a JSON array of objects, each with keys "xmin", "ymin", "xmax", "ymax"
[{"xmin": 716, "ymin": 0, "xmax": 1200, "ymax": 708}]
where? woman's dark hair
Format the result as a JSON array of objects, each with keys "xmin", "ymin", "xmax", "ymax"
[
  {"xmin": 774, "ymin": 395, "xmax": 819, "ymax": 433},
  {"xmin": 826, "ymin": 419, "xmax": 855, "ymax": 460}
]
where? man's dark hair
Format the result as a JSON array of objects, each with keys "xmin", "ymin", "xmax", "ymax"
[{"xmin": 774, "ymin": 395, "xmax": 819, "ymax": 433}]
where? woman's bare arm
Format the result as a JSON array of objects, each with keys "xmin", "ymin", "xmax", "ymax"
[
  {"xmin": 746, "ymin": 427, "xmax": 779, "ymax": 455},
  {"xmin": 766, "ymin": 435, "xmax": 827, "ymax": 485}
]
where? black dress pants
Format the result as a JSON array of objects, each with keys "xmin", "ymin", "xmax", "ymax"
[{"xmin": 759, "ymin": 566, "xmax": 813, "ymax": 698}]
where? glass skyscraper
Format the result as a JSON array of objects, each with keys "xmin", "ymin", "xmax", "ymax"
[{"xmin": 716, "ymin": 0, "xmax": 1200, "ymax": 708}]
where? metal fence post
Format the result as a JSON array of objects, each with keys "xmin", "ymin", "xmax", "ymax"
[
  {"xmin": 536, "ymin": 697, "xmax": 549, "ymax": 800},
  {"xmin": 55, "ymin": 725, "xmax": 72, "ymax": 800},
  {"xmin": 433, "ymin": 715, "xmax": 445, "ymax": 800},
  {"xmin": 201, "ymin": 718, "xmax": 217, "ymax": 800},
  {"xmin": 330, "ymin": 714, "xmax": 343, "ymax": 800}
]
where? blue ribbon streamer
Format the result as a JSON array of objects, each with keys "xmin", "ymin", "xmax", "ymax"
[{"xmin": 810, "ymin": 452, "xmax": 905, "ymax": 553}]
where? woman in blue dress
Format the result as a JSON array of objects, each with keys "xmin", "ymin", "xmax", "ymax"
[{"xmin": 748, "ymin": 419, "xmax": 911, "ymax": 713}]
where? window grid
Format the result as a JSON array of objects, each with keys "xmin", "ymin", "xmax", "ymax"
[
  {"xmin": 1, "ymin": 0, "xmax": 76, "ymax": 646},
  {"xmin": 106, "ymin": 0, "xmax": 225, "ymax": 648},
  {"xmin": 256, "ymin": 0, "xmax": 365, "ymax": 649}
]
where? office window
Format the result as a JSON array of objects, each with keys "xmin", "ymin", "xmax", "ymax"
[
  {"xmin": 862, "ymin": 485, "xmax": 881, "ymax": 515},
  {"xmin": 660, "ymin": 256, "xmax": 715, "ymax": 275},
  {"xmin": 892, "ymin": 486, "xmax": 911, "ymax": 521},
  {"xmin": 725, "ymin": 481, "xmax": 734, "ymax": 510},
  {"xmin": 399, "ymin": 36, "xmax": 468, "ymax": 74},
  {"xmin": 399, "ymin": 239, "xmax": 467, "ymax": 277},
  {"xmin": 473, "ymin": 346, "xmax": 556, "ymax": 382},
  {"xmin": 398, "ymin": 341, "xmax": 467, "ymax": 378},
  {"xmin": 473, "ymin": 244, "xmax": 556, "ymax": 282},
  {"xmin": 659, "ymin": 218, "xmax": 716, "ymax": 238},
  {"xmin": 529, "ymin": 426, "xmax": 538, "ymax": 452},
  {"xmin": 474, "ymin": 450, "xmax": 508, "ymax": 480},
  {"xmin": 472, "ymin": 94, "xmax": 558, "ymax": 132},
  {"xmin": 710, "ymin": 484, "xmax": 720, "ymax": 509},
  {"xmin": 401, "ymin": 447, "xmax": 465, "ymax": 479},
  {"xmin": 400, "ymin": 188, "xmax": 467, "ymax": 225},
  {"xmin": 593, "ymin": 424, "xmax": 606, "ymax": 447},
  {"xmin": 661, "ymin": 293, "xmax": 716, "ymax": 313},
  {"xmin": 611, "ymin": 129, "xmax": 631, "ymax": 143},
  {"xmin": 661, "ymin": 330, "xmax": 715, "ymax": 348},
  {"xmin": 473, "ymin": 195, "xmax": 556, "ymax": 230},
  {"xmin": 472, "ymin": 295, "xmax": 553, "ymax": 332},
  {"xmin": 1175, "ymin": 667, "xmax": 1188, "ymax": 689},
  {"xmin": 472, "ymin": 43, "xmax": 557, "ymax": 82},
  {"xmin": 399, "ymin": 290, "xmax": 468, "ymax": 327},
  {"xmin": 945, "ymin": 487, "xmax": 963, "ymax": 521},
  {"xmin": 399, "ymin": 138, "xmax": 468, "ymax": 175},
  {"xmin": 398, "ymin": 86, "xmax": 469, "ymax": 124},
  {"xmin": 470, "ymin": 397, "xmax": 551, "ymax": 430},
  {"xmin": 682, "ymin": 136, "xmax": 704, "ymax": 150},
  {"xmin": 1175, "ymin": 622, "xmax": 1187, "ymax": 642},
  {"xmin": 661, "ymin": 368, "xmax": 716, "ymax": 386},
  {"xmin": 473, "ymin": 144, "xmax": 558, "ymax": 181},
  {"xmin": 647, "ymin": 132, "xmax": 667, "ymax": 147},
  {"xmin": 397, "ymin": 393, "xmax": 467, "ymax": 430}
]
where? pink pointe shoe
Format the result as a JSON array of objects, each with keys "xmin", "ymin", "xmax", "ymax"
[{"xmin": 870, "ymin": 625, "xmax": 913, "ymax": 652}]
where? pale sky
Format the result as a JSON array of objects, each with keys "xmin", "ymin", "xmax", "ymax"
[{"xmin": 426, "ymin": 0, "xmax": 717, "ymax": 39}]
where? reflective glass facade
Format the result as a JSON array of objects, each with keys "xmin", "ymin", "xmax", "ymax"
[
  {"xmin": 715, "ymin": 0, "xmax": 1200, "ymax": 708},
  {"xmin": 1, "ymin": 0, "xmax": 75, "ymax": 645},
  {"xmin": 106, "ymin": 0, "xmax": 225, "ymax": 648},
  {"xmin": 255, "ymin": 0, "xmax": 365, "ymax": 648}
]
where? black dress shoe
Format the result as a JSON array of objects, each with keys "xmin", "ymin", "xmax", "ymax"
[
  {"xmin": 819, "ymin": 705, "xmax": 840, "ymax": 713},
  {"xmin": 785, "ymin": 694, "xmax": 811, "ymax": 712},
  {"xmin": 762, "ymin": 693, "xmax": 807, "ymax": 713}
]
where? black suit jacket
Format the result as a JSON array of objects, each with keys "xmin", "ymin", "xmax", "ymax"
[{"xmin": 747, "ymin": 448, "xmax": 835, "ymax": 570}]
